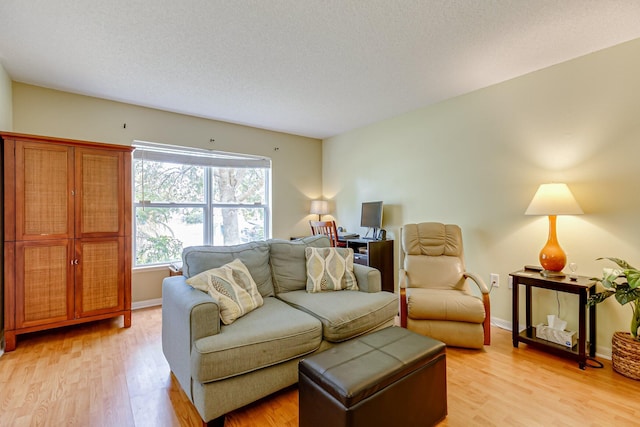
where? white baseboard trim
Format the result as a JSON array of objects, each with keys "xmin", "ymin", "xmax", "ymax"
[
  {"xmin": 595, "ymin": 346, "xmax": 612, "ymax": 360},
  {"xmin": 132, "ymin": 298, "xmax": 162, "ymax": 310},
  {"xmin": 490, "ymin": 316, "xmax": 514, "ymax": 332}
]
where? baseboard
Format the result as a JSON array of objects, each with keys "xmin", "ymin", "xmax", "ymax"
[
  {"xmin": 132, "ymin": 298, "xmax": 162, "ymax": 310},
  {"xmin": 490, "ymin": 316, "xmax": 514, "ymax": 332}
]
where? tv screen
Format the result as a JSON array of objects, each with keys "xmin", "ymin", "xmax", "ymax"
[{"xmin": 360, "ymin": 201, "xmax": 383, "ymax": 229}]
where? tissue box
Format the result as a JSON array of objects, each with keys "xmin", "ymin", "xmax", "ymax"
[{"xmin": 535, "ymin": 324, "xmax": 577, "ymax": 348}]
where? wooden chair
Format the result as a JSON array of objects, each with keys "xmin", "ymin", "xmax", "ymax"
[{"xmin": 309, "ymin": 220, "xmax": 346, "ymax": 247}]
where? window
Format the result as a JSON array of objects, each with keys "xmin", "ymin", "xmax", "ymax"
[{"xmin": 133, "ymin": 141, "xmax": 271, "ymax": 267}]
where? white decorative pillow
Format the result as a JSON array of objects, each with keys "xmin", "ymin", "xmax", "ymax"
[
  {"xmin": 186, "ymin": 258, "xmax": 264, "ymax": 324},
  {"xmin": 305, "ymin": 247, "xmax": 358, "ymax": 293}
]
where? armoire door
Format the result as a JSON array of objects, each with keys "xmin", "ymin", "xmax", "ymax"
[
  {"xmin": 14, "ymin": 141, "xmax": 74, "ymax": 241},
  {"xmin": 15, "ymin": 240, "xmax": 75, "ymax": 328},
  {"xmin": 74, "ymin": 237, "xmax": 126, "ymax": 318},
  {"xmin": 74, "ymin": 147, "xmax": 125, "ymax": 238}
]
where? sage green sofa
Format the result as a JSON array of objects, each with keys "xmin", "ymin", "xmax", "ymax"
[{"xmin": 161, "ymin": 235, "xmax": 397, "ymax": 426}]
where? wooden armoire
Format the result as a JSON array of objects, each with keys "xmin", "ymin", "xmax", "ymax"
[{"xmin": 2, "ymin": 132, "xmax": 132, "ymax": 351}]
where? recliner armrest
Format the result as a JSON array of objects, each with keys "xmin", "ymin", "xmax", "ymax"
[
  {"xmin": 463, "ymin": 271, "xmax": 491, "ymax": 345},
  {"xmin": 463, "ymin": 271, "xmax": 490, "ymax": 294},
  {"xmin": 398, "ymin": 269, "xmax": 409, "ymax": 327},
  {"xmin": 399, "ymin": 269, "xmax": 408, "ymax": 288}
]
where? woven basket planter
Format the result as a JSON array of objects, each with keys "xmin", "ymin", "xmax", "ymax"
[{"xmin": 612, "ymin": 332, "xmax": 640, "ymax": 380}]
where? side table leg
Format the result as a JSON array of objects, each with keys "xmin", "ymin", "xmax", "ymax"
[
  {"xmin": 525, "ymin": 285, "xmax": 532, "ymax": 338},
  {"xmin": 589, "ymin": 288, "xmax": 597, "ymax": 357},
  {"xmin": 512, "ymin": 277, "xmax": 519, "ymax": 348},
  {"xmin": 578, "ymin": 290, "xmax": 587, "ymax": 369}
]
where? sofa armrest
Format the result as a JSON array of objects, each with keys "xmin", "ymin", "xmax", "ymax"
[
  {"xmin": 161, "ymin": 275, "xmax": 221, "ymax": 398},
  {"xmin": 353, "ymin": 263, "xmax": 382, "ymax": 293}
]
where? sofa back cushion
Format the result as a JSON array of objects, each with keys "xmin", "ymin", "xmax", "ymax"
[
  {"xmin": 268, "ymin": 235, "xmax": 330, "ymax": 294},
  {"xmin": 182, "ymin": 241, "xmax": 274, "ymax": 297}
]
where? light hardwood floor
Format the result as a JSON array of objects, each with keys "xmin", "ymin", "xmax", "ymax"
[{"xmin": 1, "ymin": 307, "xmax": 639, "ymax": 426}]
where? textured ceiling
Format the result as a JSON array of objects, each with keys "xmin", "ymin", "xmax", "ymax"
[{"xmin": 1, "ymin": 1, "xmax": 640, "ymax": 139}]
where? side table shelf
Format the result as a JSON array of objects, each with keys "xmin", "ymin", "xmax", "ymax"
[{"xmin": 510, "ymin": 270, "xmax": 596, "ymax": 369}]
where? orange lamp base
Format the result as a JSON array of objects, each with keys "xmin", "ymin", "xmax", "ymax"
[{"xmin": 539, "ymin": 215, "xmax": 567, "ymax": 274}]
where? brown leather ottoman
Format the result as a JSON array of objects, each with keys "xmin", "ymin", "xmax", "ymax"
[{"xmin": 298, "ymin": 326, "xmax": 447, "ymax": 427}]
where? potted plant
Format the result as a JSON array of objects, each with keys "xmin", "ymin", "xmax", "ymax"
[{"xmin": 587, "ymin": 257, "xmax": 640, "ymax": 379}]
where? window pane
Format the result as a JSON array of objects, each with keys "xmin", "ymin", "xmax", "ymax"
[
  {"xmin": 213, "ymin": 168, "xmax": 265, "ymax": 204},
  {"xmin": 135, "ymin": 207, "xmax": 204, "ymax": 265},
  {"xmin": 212, "ymin": 207, "xmax": 265, "ymax": 245},
  {"xmin": 135, "ymin": 159, "xmax": 205, "ymax": 203}
]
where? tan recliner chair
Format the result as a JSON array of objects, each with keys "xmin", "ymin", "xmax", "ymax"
[{"xmin": 399, "ymin": 222, "xmax": 490, "ymax": 348}]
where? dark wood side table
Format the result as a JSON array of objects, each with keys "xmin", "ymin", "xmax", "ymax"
[
  {"xmin": 510, "ymin": 270, "xmax": 596, "ymax": 369},
  {"xmin": 168, "ymin": 263, "xmax": 183, "ymax": 276}
]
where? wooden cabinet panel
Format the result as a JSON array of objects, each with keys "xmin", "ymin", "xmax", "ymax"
[
  {"xmin": 2, "ymin": 132, "xmax": 133, "ymax": 351},
  {"xmin": 15, "ymin": 141, "xmax": 74, "ymax": 240},
  {"xmin": 15, "ymin": 240, "xmax": 74, "ymax": 328},
  {"xmin": 75, "ymin": 237, "xmax": 125, "ymax": 316},
  {"xmin": 75, "ymin": 148, "xmax": 124, "ymax": 237}
]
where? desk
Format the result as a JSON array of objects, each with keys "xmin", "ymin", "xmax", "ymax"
[
  {"xmin": 342, "ymin": 238, "xmax": 394, "ymax": 293},
  {"xmin": 510, "ymin": 270, "xmax": 596, "ymax": 369}
]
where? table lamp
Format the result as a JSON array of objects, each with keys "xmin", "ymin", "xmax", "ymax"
[
  {"xmin": 310, "ymin": 200, "xmax": 329, "ymax": 221},
  {"xmin": 525, "ymin": 183, "xmax": 583, "ymax": 277}
]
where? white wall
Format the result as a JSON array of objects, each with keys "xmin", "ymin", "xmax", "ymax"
[
  {"xmin": 11, "ymin": 83, "xmax": 323, "ymax": 302},
  {"xmin": 0, "ymin": 63, "xmax": 12, "ymax": 130},
  {"xmin": 323, "ymin": 38, "xmax": 640, "ymax": 357}
]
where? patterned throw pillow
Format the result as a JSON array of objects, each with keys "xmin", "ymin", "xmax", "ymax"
[
  {"xmin": 186, "ymin": 258, "xmax": 264, "ymax": 324},
  {"xmin": 305, "ymin": 247, "xmax": 358, "ymax": 293}
]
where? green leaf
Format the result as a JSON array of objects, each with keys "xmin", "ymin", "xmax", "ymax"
[
  {"xmin": 625, "ymin": 269, "xmax": 640, "ymax": 289},
  {"xmin": 595, "ymin": 271, "xmax": 620, "ymax": 289},
  {"xmin": 632, "ymin": 302, "xmax": 640, "ymax": 339},
  {"xmin": 614, "ymin": 285, "xmax": 640, "ymax": 306},
  {"xmin": 587, "ymin": 291, "xmax": 615, "ymax": 306},
  {"xmin": 597, "ymin": 257, "xmax": 637, "ymax": 270}
]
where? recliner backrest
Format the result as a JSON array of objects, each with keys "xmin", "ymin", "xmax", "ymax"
[{"xmin": 401, "ymin": 222, "xmax": 468, "ymax": 291}]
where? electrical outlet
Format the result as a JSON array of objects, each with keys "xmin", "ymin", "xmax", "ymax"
[{"xmin": 490, "ymin": 273, "xmax": 500, "ymax": 288}]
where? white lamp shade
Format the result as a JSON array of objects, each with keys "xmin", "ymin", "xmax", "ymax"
[
  {"xmin": 525, "ymin": 183, "xmax": 583, "ymax": 216},
  {"xmin": 310, "ymin": 200, "xmax": 329, "ymax": 215}
]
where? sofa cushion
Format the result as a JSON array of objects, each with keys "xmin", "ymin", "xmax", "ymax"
[
  {"xmin": 268, "ymin": 235, "xmax": 331, "ymax": 294},
  {"xmin": 305, "ymin": 247, "xmax": 358, "ymax": 292},
  {"xmin": 277, "ymin": 290, "xmax": 397, "ymax": 342},
  {"xmin": 186, "ymin": 259, "xmax": 264, "ymax": 325},
  {"xmin": 191, "ymin": 296, "xmax": 322, "ymax": 383},
  {"xmin": 182, "ymin": 241, "xmax": 274, "ymax": 297}
]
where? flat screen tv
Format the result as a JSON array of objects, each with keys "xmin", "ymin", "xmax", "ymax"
[{"xmin": 360, "ymin": 201, "xmax": 383, "ymax": 239}]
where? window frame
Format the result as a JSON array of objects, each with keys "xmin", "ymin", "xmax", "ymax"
[{"xmin": 132, "ymin": 141, "xmax": 271, "ymax": 267}]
